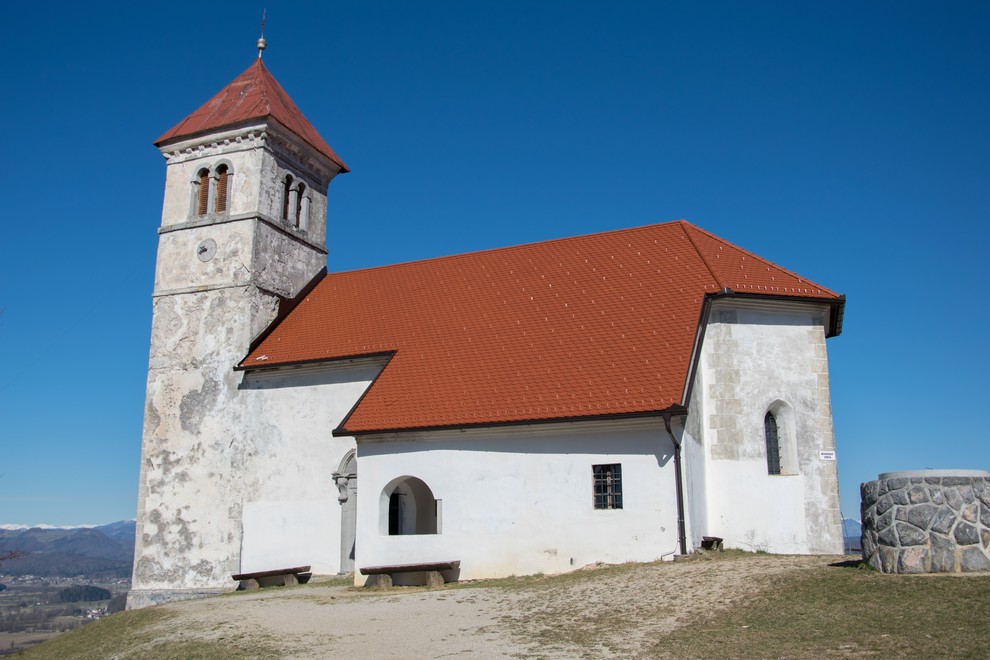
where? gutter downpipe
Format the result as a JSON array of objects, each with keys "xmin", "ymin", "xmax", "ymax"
[{"xmin": 663, "ymin": 413, "xmax": 688, "ymax": 556}]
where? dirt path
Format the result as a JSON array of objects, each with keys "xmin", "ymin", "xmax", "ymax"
[{"xmin": 151, "ymin": 554, "xmax": 843, "ymax": 658}]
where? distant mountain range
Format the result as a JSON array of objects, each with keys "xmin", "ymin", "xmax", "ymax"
[{"xmin": 0, "ymin": 521, "xmax": 135, "ymax": 578}]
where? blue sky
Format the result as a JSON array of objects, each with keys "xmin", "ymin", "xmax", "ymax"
[{"xmin": 0, "ymin": 1, "xmax": 987, "ymax": 526}]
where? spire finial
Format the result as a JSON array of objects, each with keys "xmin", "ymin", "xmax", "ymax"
[{"xmin": 257, "ymin": 9, "xmax": 267, "ymax": 59}]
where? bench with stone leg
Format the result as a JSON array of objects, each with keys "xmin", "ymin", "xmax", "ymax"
[
  {"xmin": 232, "ymin": 565, "xmax": 313, "ymax": 591},
  {"xmin": 359, "ymin": 560, "xmax": 461, "ymax": 588}
]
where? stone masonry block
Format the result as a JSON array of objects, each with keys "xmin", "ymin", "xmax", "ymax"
[
  {"xmin": 861, "ymin": 480, "xmax": 880, "ymax": 505},
  {"xmin": 954, "ymin": 522, "xmax": 980, "ymax": 546},
  {"xmin": 907, "ymin": 486, "xmax": 929, "ymax": 504},
  {"xmin": 890, "ymin": 488, "xmax": 910, "ymax": 506},
  {"xmin": 929, "ymin": 534, "xmax": 956, "ymax": 573},
  {"xmin": 945, "ymin": 488, "xmax": 964, "ymax": 511},
  {"xmin": 960, "ymin": 547, "xmax": 990, "ymax": 572},
  {"xmin": 906, "ymin": 504, "xmax": 938, "ymax": 530},
  {"xmin": 961, "ymin": 502, "xmax": 978, "ymax": 524},
  {"xmin": 720, "ymin": 399, "xmax": 743, "ymax": 415},
  {"xmin": 897, "ymin": 547, "xmax": 929, "ymax": 574},
  {"xmin": 960, "ymin": 485, "xmax": 976, "ymax": 504},
  {"xmin": 973, "ymin": 479, "xmax": 990, "ymax": 507},
  {"xmin": 877, "ymin": 525, "xmax": 898, "ymax": 547},
  {"xmin": 930, "ymin": 507, "xmax": 956, "ymax": 535},
  {"xmin": 879, "ymin": 546, "xmax": 898, "ymax": 573},
  {"xmin": 896, "ymin": 523, "xmax": 927, "ymax": 547},
  {"xmin": 886, "ymin": 478, "xmax": 909, "ymax": 491},
  {"xmin": 876, "ymin": 508, "xmax": 894, "ymax": 532}
]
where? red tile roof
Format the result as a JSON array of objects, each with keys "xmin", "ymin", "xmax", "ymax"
[
  {"xmin": 241, "ymin": 221, "xmax": 842, "ymax": 434},
  {"xmin": 155, "ymin": 60, "xmax": 349, "ymax": 172}
]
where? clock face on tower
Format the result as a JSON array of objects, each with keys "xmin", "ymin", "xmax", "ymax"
[{"xmin": 196, "ymin": 239, "xmax": 218, "ymax": 262}]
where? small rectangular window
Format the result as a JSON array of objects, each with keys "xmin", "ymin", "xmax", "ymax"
[{"xmin": 592, "ymin": 463, "xmax": 623, "ymax": 509}]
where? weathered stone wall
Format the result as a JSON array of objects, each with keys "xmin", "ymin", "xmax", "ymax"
[
  {"xmin": 861, "ymin": 473, "xmax": 990, "ymax": 573},
  {"xmin": 131, "ymin": 115, "xmax": 346, "ymax": 609}
]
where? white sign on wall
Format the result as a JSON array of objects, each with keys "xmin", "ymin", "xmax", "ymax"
[{"xmin": 819, "ymin": 450, "xmax": 836, "ymax": 461}]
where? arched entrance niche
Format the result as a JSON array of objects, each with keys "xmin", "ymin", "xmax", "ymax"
[
  {"xmin": 332, "ymin": 450, "xmax": 357, "ymax": 574},
  {"xmin": 379, "ymin": 476, "xmax": 439, "ymax": 535}
]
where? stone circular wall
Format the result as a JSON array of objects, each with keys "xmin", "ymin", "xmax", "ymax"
[{"xmin": 861, "ymin": 471, "xmax": 990, "ymax": 573}]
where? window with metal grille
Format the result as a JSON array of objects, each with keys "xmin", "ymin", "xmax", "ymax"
[
  {"xmin": 196, "ymin": 168, "xmax": 210, "ymax": 216},
  {"xmin": 215, "ymin": 165, "xmax": 229, "ymax": 213},
  {"xmin": 592, "ymin": 463, "xmax": 623, "ymax": 509},
  {"xmin": 765, "ymin": 411, "xmax": 781, "ymax": 475}
]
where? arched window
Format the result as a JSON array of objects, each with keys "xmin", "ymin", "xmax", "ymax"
[
  {"xmin": 214, "ymin": 164, "xmax": 229, "ymax": 213},
  {"xmin": 295, "ymin": 183, "xmax": 306, "ymax": 228},
  {"xmin": 196, "ymin": 168, "xmax": 210, "ymax": 216},
  {"xmin": 765, "ymin": 411, "xmax": 781, "ymax": 475},
  {"xmin": 282, "ymin": 175, "xmax": 293, "ymax": 222},
  {"xmin": 380, "ymin": 476, "xmax": 439, "ymax": 535}
]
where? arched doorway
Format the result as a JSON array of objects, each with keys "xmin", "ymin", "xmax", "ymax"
[
  {"xmin": 379, "ymin": 476, "xmax": 439, "ymax": 535},
  {"xmin": 332, "ymin": 451, "xmax": 357, "ymax": 574}
]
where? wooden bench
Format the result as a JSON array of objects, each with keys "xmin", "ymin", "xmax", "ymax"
[
  {"xmin": 232, "ymin": 565, "xmax": 312, "ymax": 591},
  {"xmin": 359, "ymin": 560, "xmax": 461, "ymax": 588}
]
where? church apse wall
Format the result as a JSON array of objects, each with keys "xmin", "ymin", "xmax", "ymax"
[{"xmin": 700, "ymin": 299, "xmax": 842, "ymax": 554}]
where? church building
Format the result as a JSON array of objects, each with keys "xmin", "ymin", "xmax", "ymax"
[{"xmin": 129, "ymin": 53, "xmax": 845, "ymax": 608}]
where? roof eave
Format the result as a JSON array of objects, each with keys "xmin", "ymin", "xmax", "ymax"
[{"xmin": 333, "ymin": 405, "xmax": 690, "ymax": 438}]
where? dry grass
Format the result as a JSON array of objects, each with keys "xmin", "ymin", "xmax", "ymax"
[
  {"xmin": 14, "ymin": 606, "xmax": 281, "ymax": 659},
  {"xmin": 653, "ymin": 562, "xmax": 990, "ymax": 658},
  {"xmin": 13, "ymin": 553, "xmax": 990, "ymax": 659}
]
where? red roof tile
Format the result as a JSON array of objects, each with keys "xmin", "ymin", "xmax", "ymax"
[
  {"xmin": 155, "ymin": 60, "xmax": 348, "ymax": 172},
  {"xmin": 241, "ymin": 221, "xmax": 842, "ymax": 433}
]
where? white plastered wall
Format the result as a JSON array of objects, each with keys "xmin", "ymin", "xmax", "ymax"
[
  {"xmin": 698, "ymin": 299, "xmax": 842, "ymax": 554},
  {"xmin": 236, "ymin": 359, "xmax": 385, "ymax": 575},
  {"xmin": 353, "ymin": 418, "xmax": 681, "ymax": 584}
]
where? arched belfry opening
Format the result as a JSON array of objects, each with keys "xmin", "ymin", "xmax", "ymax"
[{"xmin": 379, "ymin": 476, "xmax": 439, "ymax": 536}]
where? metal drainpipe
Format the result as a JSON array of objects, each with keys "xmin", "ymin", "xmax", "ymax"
[{"xmin": 663, "ymin": 414, "xmax": 688, "ymax": 556}]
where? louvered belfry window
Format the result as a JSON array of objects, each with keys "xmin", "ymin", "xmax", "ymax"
[
  {"xmin": 765, "ymin": 411, "xmax": 781, "ymax": 475},
  {"xmin": 215, "ymin": 165, "xmax": 229, "ymax": 213},
  {"xmin": 196, "ymin": 169, "xmax": 210, "ymax": 216}
]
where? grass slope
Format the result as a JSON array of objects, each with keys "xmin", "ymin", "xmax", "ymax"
[
  {"xmin": 16, "ymin": 555, "xmax": 990, "ymax": 658},
  {"xmin": 655, "ymin": 562, "xmax": 990, "ymax": 658}
]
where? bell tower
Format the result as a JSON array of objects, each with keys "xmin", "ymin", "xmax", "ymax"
[{"xmin": 129, "ymin": 52, "xmax": 348, "ymax": 608}]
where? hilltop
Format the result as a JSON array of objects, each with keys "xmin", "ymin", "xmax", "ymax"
[{"xmin": 18, "ymin": 552, "xmax": 990, "ymax": 659}]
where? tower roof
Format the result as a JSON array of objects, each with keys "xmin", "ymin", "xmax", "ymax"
[{"xmin": 155, "ymin": 60, "xmax": 349, "ymax": 172}]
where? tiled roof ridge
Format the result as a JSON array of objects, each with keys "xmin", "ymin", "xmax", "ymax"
[
  {"xmin": 327, "ymin": 220, "xmax": 687, "ymax": 278},
  {"xmin": 676, "ymin": 220, "xmax": 726, "ymax": 290},
  {"xmin": 681, "ymin": 221, "xmax": 841, "ymax": 298}
]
